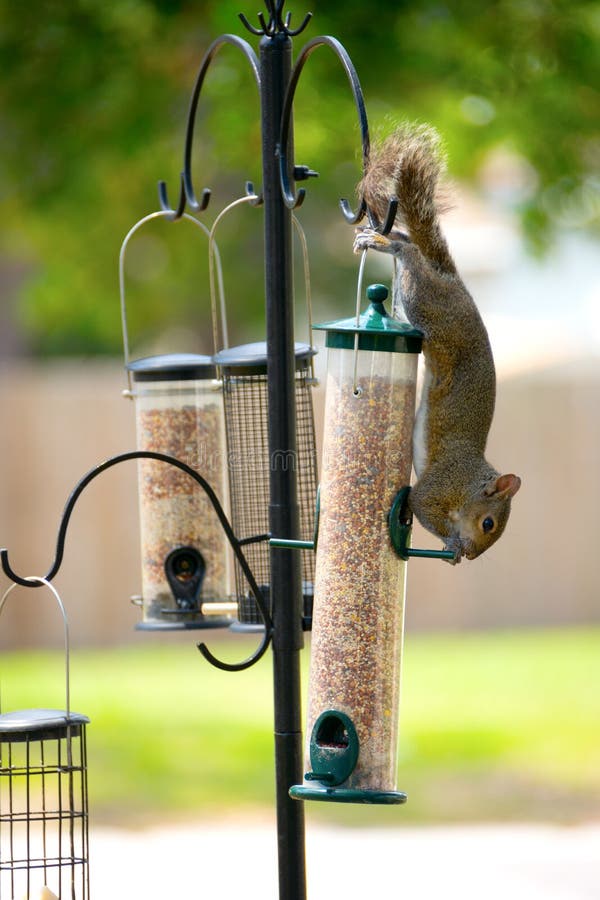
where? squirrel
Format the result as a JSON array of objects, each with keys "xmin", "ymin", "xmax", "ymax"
[{"xmin": 353, "ymin": 123, "xmax": 521, "ymax": 563}]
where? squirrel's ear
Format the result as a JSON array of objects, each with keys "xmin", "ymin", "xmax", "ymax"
[{"xmin": 485, "ymin": 473, "xmax": 521, "ymax": 499}]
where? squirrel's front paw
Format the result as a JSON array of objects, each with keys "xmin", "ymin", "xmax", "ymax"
[{"xmin": 353, "ymin": 227, "xmax": 391, "ymax": 255}]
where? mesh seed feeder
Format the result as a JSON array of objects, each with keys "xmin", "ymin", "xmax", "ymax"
[
  {"xmin": 0, "ymin": 580, "xmax": 90, "ymax": 899},
  {"xmin": 214, "ymin": 341, "xmax": 318, "ymax": 628},
  {"xmin": 120, "ymin": 212, "xmax": 232, "ymax": 630},
  {"xmin": 290, "ymin": 283, "xmax": 422, "ymax": 803}
]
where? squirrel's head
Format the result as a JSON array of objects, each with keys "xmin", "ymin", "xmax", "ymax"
[{"xmin": 445, "ymin": 472, "xmax": 521, "ymax": 563}]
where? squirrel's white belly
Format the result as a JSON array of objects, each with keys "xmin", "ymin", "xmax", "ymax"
[{"xmin": 412, "ymin": 367, "xmax": 431, "ymax": 478}]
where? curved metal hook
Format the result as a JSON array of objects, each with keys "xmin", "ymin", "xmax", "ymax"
[
  {"xmin": 158, "ymin": 171, "xmax": 188, "ymax": 221},
  {"xmin": 279, "ymin": 35, "xmax": 398, "ymax": 234},
  {"xmin": 245, "ymin": 181, "xmax": 264, "ymax": 206},
  {"xmin": 284, "ymin": 13, "xmax": 313, "ymax": 37},
  {"xmin": 239, "ymin": 0, "xmax": 276, "ymax": 36},
  {"xmin": 0, "ymin": 551, "xmax": 36, "ymax": 589},
  {"xmin": 272, "ymin": 0, "xmax": 285, "ymax": 28},
  {"xmin": 279, "ymin": 36, "xmax": 368, "ymax": 214},
  {"xmin": 0, "ymin": 451, "xmax": 273, "ymax": 672},
  {"xmin": 341, "ymin": 195, "xmax": 401, "ymax": 231},
  {"xmin": 345, "ymin": 195, "xmax": 398, "ymax": 236},
  {"xmin": 277, "ymin": 4, "xmax": 312, "ymax": 37},
  {"xmin": 339, "ymin": 194, "xmax": 367, "ymax": 226},
  {"xmin": 366, "ymin": 196, "xmax": 399, "ymax": 235},
  {"xmin": 239, "ymin": 1, "xmax": 312, "ymax": 37},
  {"xmin": 181, "ymin": 34, "xmax": 261, "ymax": 213},
  {"xmin": 239, "ymin": 12, "xmax": 269, "ymax": 37}
]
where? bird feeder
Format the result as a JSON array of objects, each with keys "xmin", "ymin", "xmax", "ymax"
[
  {"xmin": 0, "ymin": 711, "xmax": 89, "ymax": 900},
  {"xmin": 214, "ymin": 341, "xmax": 318, "ymax": 627},
  {"xmin": 290, "ymin": 284, "xmax": 422, "ymax": 803},
  {"xmin": 0, "ymin": 581, "xmax": 90, "ymax": 900},
  {"xmin": 128, "ymin": 353, "xmax": 233, "ymax": 630}
]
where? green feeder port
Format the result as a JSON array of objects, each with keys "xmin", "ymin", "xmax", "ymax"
[
  {"xmin": 389, "ymin": 486, "xmax": 457, "ymax": 562},
  {"xmin": 289, "ymin": 709, "xmax": 407, "ymax": 804}
]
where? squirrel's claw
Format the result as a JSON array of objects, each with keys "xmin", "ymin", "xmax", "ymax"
[
  {"xmin": 445, "ymin": 549, "xmax": 462, "ymax": 565},
  {"xmin": 443, "ymin": 534, "xmax": 463, "ymax": 564}
]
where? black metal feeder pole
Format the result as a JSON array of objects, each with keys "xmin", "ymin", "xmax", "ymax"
[{"xmin": 260, "ymin": 31, "xmax": 307, "ymax": 900}]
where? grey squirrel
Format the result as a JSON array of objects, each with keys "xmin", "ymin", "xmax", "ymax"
[{"xmin": 354, "ymin": 123, "xmax": 521, "ymax": 563}]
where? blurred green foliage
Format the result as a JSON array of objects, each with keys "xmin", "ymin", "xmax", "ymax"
[{"xmin": 0, "ymin": 0, "xmax": 598, "ymax": 355}]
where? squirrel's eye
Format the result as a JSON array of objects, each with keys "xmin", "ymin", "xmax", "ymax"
[{"xmin": 482, "ymin": 516, "xmax": 495, "ymax": 534}]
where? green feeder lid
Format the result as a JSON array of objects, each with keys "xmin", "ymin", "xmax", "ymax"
[{"xmin": 313, "ymin": 284, "xmax": 422, "ymax": 354}]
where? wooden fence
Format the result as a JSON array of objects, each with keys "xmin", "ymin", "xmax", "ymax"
[{"xmin": 0, "ymin": 357, "xmax": 597, "ymax": 648}]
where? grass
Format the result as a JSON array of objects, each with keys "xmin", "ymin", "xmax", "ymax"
[{"xmin": 1, "ymin": 626, "xmax": 599, "ymax": 827}]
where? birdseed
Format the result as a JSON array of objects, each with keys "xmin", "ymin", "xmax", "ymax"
[{"xmin": 136, "ymin": 400, "xmax": 229, "ymax": 623}]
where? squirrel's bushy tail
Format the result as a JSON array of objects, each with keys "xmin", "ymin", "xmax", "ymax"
[{"xmin": 359, "ymin": 123, "xmax": 455, "ymax": 274}]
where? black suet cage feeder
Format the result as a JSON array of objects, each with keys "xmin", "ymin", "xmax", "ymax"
[{"xmin": 0, "ymin": 581, "xmax": 90, "ymax": 900}]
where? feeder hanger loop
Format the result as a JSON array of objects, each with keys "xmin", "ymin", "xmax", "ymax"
[{"xmin": 0, "ymin": 452, "xmax": 274, "ymax": 673}]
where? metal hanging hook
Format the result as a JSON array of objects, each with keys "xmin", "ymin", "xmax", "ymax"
[
  {"xmin": 0, "ymin": 453, "xmax": 273, "ymax": 672},
  {"xmin": 366, "ymin": 197, "xmax": 399, "ymax": 236},
  {"xmin": 239, "ymin": 1, "xmax": 312, "ymax": 38},
  {"xmin": 238, "ymin": 12, "xmax": 270, "ymax": 37},
  {"xmin": 159, "ymin": 35, "xmax": 261, "ymax": 220},
  {"xmin": 278, "ymin": 36, "xmax": 366, "ymax": 215},
  {"xmin": 278, "ymin": 34, "xmax": 398, "ymax": 234},
  {"xmin": 283, "ymin": 11, "xmax": 313, "ymax": 37},
  {"xmin": 158, "ymin": 171, "xmax": 189, "ymax": 221}
]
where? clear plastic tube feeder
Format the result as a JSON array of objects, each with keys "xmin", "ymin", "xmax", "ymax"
[
  {"xmin": 128, "ymin": 353, "xmax": 232, "ymax": 630},
  {"xmin": 290, "ymin": 284, "xmax": 422, "ymax": 803}
]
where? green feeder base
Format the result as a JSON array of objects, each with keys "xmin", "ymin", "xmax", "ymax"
[
  {"xmin": 295, "ymin": 709, "xmax": 407, "ymax": 804},
  {"xmin": 289, "ymin": 784, "xmax": 407, "ymax": 805}
]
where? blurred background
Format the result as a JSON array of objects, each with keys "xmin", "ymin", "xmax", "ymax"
[{"xmin": 0, "ymin": 0, "xmax": 599, "ymax": 832}]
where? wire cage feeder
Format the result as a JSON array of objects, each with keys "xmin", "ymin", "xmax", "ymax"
[
  {"xmin": 215, "ymin": 340, "xmax": 319, "ymax": 628},
  {"xmin": 0, "ymin": 581, "xmax": 90, "ymax": 900},
  {"xmin": 208, "ymin": 196, "xmax": 320, "ymax": 630}
]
